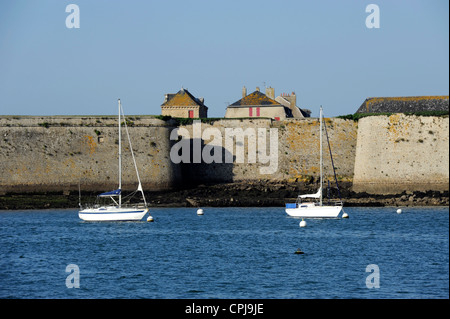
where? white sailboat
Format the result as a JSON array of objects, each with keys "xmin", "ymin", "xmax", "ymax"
[
  {"xmin": 285, "ymin": 106, "xmax": 343, "ymax": 218},
  {"xmin": 79, "ymin": 99, "xmax": 149, "ymax": 221}
]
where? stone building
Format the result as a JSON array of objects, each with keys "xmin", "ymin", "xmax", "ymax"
[
  {"xmin": 225, "ymin": 86, "xmax": 310, "ymax": 120},
  {"xmin": 275, "ymin": 92, "xmax": 311, "ymax": 118},
  {"xmin": 356, "ymin": 95, "xmax": 449, "ymax": 114},
  {"xmin": 161, "ymin": 88, "xmax": 208, "ymax": 118}
]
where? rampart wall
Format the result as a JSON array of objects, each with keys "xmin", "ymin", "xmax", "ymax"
[
  {"xmin": 0, "ymin": 114, "xmax": 448, "ymax": 195},
  {"xmin": 177, "ymin": 118, "xmax": 357, "ymax": 184},
  {"xmin": 352, "ymin": 114, "xmax": 449, "ymax": 194},
  {"xmin": 0, "ymin": 116, "xmax": 180, "ymax": 193}
]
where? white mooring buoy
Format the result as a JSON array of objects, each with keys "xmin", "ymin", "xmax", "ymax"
[
  {"xmin": 396, "ymin": 208, "xmax": 402, "ymax": 214},
  {"xmin": 299, "ymin": 219, "xmax": 307, "ymax": 227},
  {"xmin": 342, "ymin": 212, "xmax": 349, "ymax": 219},
  {"xmin": 197, "ymin": 208, "xmax": 204, "ymax": 216},
  {"xmin": 147, "ymin": 215, "xmax": 154, "ymax": 222}
]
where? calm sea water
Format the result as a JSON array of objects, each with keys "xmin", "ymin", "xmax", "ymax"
[{"xmin": 0, "ymin": 207, "xmax": 448, "ymax": 299}]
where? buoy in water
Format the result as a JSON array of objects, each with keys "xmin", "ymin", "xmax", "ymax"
[
  {"xmin": 147, "ymin": 215, "xmax": 154, "ymax": 222},
  {"xmin": 294, "ymin": 248, "xmax": 304, "ymax": 255},
  {"xmin": 396, "ymin": 208, "xmax": 402, "ymax": 214},
  {"xmin": 299, "ymin": 219, "xmax": 307, "ymax": 227},
  {"xmin": 197, "ymin": 208, "xmax": 204, "ymax": 216},
  {"xmin": 342, "ymin": 212, "xmax": 349, "ymax": 219}
]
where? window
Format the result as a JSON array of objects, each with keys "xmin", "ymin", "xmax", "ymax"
[
  {"xmin": 256, "ymin": 107, "xmax": 260, "ymax": 117},
  {"xmin": 249, "ymin": 107, "xmax": 253, "ymax": 117},
  {"xmin": 188, "ymin": 110, "xmax": 194, "ymax": 118}
]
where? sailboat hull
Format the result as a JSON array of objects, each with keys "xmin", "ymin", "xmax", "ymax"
[
  {"xmin": 79, "ymin": 207, "xmax": 148, "ymax": 221},
  {"xmin": 285, "ymin": 205, "xmax": 342, "ymax": 218}
]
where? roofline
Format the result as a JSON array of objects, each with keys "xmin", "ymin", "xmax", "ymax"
[
  {"xmin": 227, "ymin": 104, "xmax": 284, "ymax": 108},
  {"xmin": 365, "ymin": 95, "xmax": 449, "ymax": 100},
  {"xmin": 161, "ymin": 105, "xmax": 208, "ymax": 109},
  {"xmin": 161, "ymin": 88, "xmax": 208, "ymax": 108}
]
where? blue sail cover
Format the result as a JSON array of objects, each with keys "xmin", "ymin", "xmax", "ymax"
[{"xmin": 98, "ymin": 189, "xmax": 121, "ymax": 197}]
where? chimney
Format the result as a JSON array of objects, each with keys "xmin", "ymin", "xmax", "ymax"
[
  {"xmin": 242, "ymin": 86, "xmax": 247, "ymax": 98},
  {"xmin": 256, "ymin": 86, "xmax": 260, "ymax": 92},
  {"xmin": 265, "ymin": 87, "xmax": 275, "ymax": 99},
  {"xmin": 291, "ymin": 92, "xmax": 296, "ymax": 107},
  {"xmin": 164, "ymin": 94, "xmax": 169, "ymax": 103}
]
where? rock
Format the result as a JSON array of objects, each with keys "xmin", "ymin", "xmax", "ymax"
[{"xmin": 186, "ymin": 198, "xmax": 198, "ymax": 207}]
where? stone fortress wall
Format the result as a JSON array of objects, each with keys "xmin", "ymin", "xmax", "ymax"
[
  {"xmin": 0, "ymin": 116, "xmax": 180, "ymax": 193},
  {"xmin": 0, "ymin": 114, "xmax": 448, "ymax": 195},
  {"xmin": 176, "ymin": 117, "xmax": 357, "ymax": 184},
  {"xmin": 352, "ymin": 114, "xmax": 449, "ymax": 194}
]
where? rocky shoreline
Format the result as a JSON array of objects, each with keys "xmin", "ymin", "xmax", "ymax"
[
  {"xmin": 0, "ymin": 181, "xmax": 448, "ymax": 210},
  {"xmin": 152, "ymin": 181, "xmax": 449, "ymax": 208}
]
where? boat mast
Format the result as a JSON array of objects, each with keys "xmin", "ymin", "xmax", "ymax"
[
  {"xmin": 319, "ymin": 106, "xmax": 323, "ymax": 206},
  {"xmin": 118, "ymin": 99, "xmax": 122, "ymax": 207},
  {"xmin": 120, "ymin": 105, "xmax": 148, "ymax": 208}
]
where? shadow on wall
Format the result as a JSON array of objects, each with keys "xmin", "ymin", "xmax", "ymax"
[{"xmin": 175, "ymin": 138, "xmax": 235, "ymax": 187}]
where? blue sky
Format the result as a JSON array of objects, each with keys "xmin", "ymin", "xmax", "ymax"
[{"xmin": 0, "ymin": 0, "xmax": 448, "ymax": 117}]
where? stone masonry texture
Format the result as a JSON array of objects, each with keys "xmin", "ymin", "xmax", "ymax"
[{"xmin": 0, "ymin": 114, "xmax": 448, "ymax": 195}]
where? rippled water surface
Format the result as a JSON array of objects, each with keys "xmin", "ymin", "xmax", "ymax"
[{"xmin": 0, "ymin": 207, "xmax": 448, "ymax": 298}]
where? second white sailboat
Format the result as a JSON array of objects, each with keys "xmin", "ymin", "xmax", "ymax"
[{"xmin": 285, "ymin": 106, "xmax": 343, "ymax": 218}]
